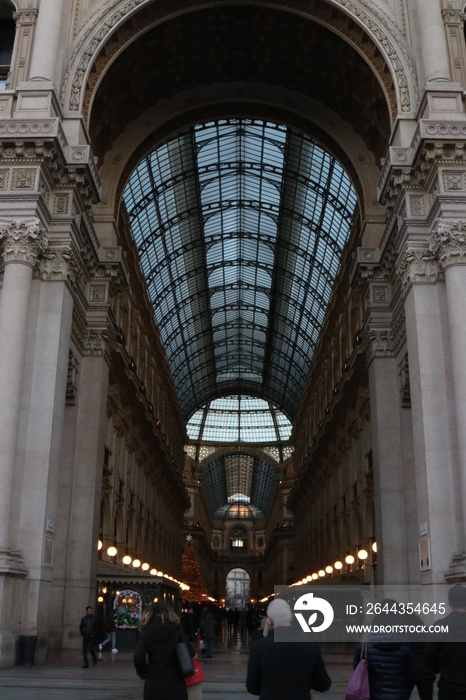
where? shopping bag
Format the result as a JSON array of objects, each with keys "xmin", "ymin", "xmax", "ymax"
[
  {"xmin": 185, "ymin": 657, "xmax": 205, "ymax": 687},
  {"xmin": 345, "ymin": 636, "xmax": 370, "ymax": 700}
]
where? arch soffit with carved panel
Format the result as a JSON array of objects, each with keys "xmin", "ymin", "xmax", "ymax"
[
  {"xmin": 61, "ymin": 0, "xmax": 417, "ymax": 120},
  {"xmin": 73, "ymin": 0, "xmax": 404, "ymax": 231}
]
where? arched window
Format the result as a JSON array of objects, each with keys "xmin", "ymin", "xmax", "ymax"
[
  {"xmin": 0, "ymin": 3, "xmax": 15, "ymax": 89},
  {"xmin": 230, "ymin": 525, "xmax": 248, "ymax": 550}
]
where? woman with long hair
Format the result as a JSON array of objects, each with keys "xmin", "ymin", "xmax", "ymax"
[{"xmin": 134, "ymin": 602, "xmax": 193, "ymax": 700}]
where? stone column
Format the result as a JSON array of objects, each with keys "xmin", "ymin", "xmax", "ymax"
[
  {"xmin": 410, "ymin": 0, "xmax": 451, "ymax": 84},
  {"xmin": 430, "ymin": 221, "xmax": 466, "ymax": 578},
  {"xmin": 11, "ymin": 246, "xmax": 75, "ymax": 653},
  {"xmin": 28, "ymin": 0, "xmax": 64, "ymax": 82},
  {"xmin": 397, "ymin": 243, "xmax": 460, "ymax": 582},
  {"xmin": 0, "ymin": 218, "xmax": 48, "ymax": 553}
]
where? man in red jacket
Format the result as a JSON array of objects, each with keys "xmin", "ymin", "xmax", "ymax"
[{"xmin": 246, "ymin": 598, "xmax": 331, "ymax": 700}]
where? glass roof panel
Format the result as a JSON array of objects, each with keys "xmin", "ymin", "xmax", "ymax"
[{"xmin": 123, "ymin": 118, "xmax": 357, "ymax": 421}]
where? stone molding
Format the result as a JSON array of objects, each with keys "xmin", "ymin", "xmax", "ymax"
[
  {"xmin": 0, "ymin": 217, "xmax": 48, "ymax": 267},
  {"xmin": 60, "ymin": 0, "xmax": 417, "ymax": 116},
  {"xmin": 395, "ymin": 244, "xmax": 441, "ymax": 294},
  {"xmin": 0, "ymin": 548, "xmax": 27, "ymax": 576},
  {"xmin": 429, "ymin": 220, "xmax": 466, "ymax": 269}
]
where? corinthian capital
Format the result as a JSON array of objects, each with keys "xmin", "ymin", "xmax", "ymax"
[
  {"xmin": 0, "ymin": 218, "xmax": 48, "ymax": 267},
  {"xmin": 429, "ymin": 220, "xmax": 466, "ymax": 269},
  {"xmin": 396, "ymin": 244, "xmax": 440, "ymax": 293}
]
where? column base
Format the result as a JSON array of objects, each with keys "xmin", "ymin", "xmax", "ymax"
[
  {"xmin": 0, "ymin": 549, "xmax": 27, "ymax": 576},
  {"xmin": 445, "ymin": 554, "xmax": 466, "ymax": 583},
  {"xmin": 0, "ymin": 549, "xmax": 28, "ymax": 667}
]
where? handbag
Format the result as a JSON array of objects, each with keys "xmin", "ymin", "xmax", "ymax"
[
  {"xmin": 345, "ymin": 635, "xmax": 370, "ymax": 700},
  {"xmin": 185, "ymin": 657, "xmax": 205, "ymax": 687},
  {"xmin": 175, "ymin": 628, "xmax": 195, "ymax": 678}
]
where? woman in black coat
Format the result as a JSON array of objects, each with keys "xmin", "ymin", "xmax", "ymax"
[{"xmin": 134, "ymin": 602, "xmax": 192, "ymax": 700}]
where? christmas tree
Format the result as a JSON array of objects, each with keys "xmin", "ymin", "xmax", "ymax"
[{"xmin": 181, "ymin": 535, "xmax": 208, "ymax": 602}]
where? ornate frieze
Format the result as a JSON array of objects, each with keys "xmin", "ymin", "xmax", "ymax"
[
  {"xmin": 0, "ymin": 217, "xmax": 48, "ymax": 267},
  {"xmin": 395, "ymin": 245, "xmax": 441, "ymax": 294},
  {"xmin": 429, "ymin": 220, "xmax": 466, "ymax": 269}
]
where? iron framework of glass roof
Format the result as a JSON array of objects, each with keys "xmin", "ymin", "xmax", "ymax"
[
  {"xmin": 123, "ymin": 118, "xmax": 357, "ymax": 423},
  {"xmin": 200, "ymin": 452, "xmax": 278, "ymax": 520}
]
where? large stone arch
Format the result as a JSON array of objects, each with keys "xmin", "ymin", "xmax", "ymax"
[{"xmin": 60, "ymin": 0, "xmax": 418, "ymax": 121}]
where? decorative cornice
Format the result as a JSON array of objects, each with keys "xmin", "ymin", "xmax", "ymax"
[
  {"xmin": 429, "ymin": 220, "xmax": 466, "ymax": 269},
  {"xmin": 395, "ymin": 244, "xmax": 441, "ymax": 294},
  {"xmin": 0, "ymin": 217, "xmax": 48, "ymax": 267}
]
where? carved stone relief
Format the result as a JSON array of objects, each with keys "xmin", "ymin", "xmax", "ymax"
[
  {"xmin": 396, "ymin": 245, "xmax": 441, "ymax": 294},
  {"xmin": 39, "ymin": 245, "xmax": 80, "ymax": 286},
  {"xmin": 429, "ymin": 219, "xmax": 466, "ymax": 269},
  {"xmin": 0, "ymin": 217, "xmax": 48, "ymax": 267}
]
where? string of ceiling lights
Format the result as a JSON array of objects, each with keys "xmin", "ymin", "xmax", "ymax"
[{"xmin": 98, "ymin": 541, "xmax": 190, "ymax": 592}]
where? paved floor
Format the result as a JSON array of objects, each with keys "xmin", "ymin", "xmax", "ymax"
[{"xmin": 0, "ymin": 630, "xmax": 425, "ymax": 699}]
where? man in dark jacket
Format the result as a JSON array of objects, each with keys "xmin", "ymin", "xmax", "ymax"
[
  {"xmin": 79, "ymin": 605, "xmax": 98, "ymax": 668},
  {"xmin": 246, "ymin": 598, "xmax": 331, "ymax": 700},
  {"xmin": 426, "ymin": 584, "xmax": 466, "ymax": 700}
]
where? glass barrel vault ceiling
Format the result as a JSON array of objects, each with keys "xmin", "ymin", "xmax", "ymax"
[
  {"xmin": 200, "ymin": 453, "xmax": 279, "ymax": 520},
  {"xmin": 123, "ymin": 119, "xmax": 357, "ymax": 423}
]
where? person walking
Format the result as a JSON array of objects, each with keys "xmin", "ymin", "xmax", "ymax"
[
  {"xmin": 353, "ymin": 603, "xmax": 412, "ymax": 700},
  {"xmin": 246, "ymin": 598, "xmax": 331, "ymax": 699},
  {"xmin": 99, "ymin": 611, "xmax": 118, "ymax": 654},
  {"xmin": 200, "ymin": 606, "xmax": 217, "ymax": 659},
  {"xmin": 79, "ymin": 606, "xmax": 98, "ymax": 668},
  {"xmin": 134, "ymin": 602, "xmax": 194, "ymax": 700},
  {"xmin": 426, "ymin": 584, "xmax": 466, "ymax": 700}
]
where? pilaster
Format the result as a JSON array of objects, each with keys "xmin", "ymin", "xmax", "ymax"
[
  {"xmin": 8, "ymin": 9, "xmax": 38, "ymax": 90},
  {"xmin": 429, "ymin": 219, "xmax": 466, "ymax": 580},
  {"xmin": 442, "ymin": 8, "xmax": 466, "ymax": 88},
  {"xmin": 358, "ymin": 266, "xmax": 413, "ymax": 584},
  {"xmin": 397, "ymin": 241, "xmax": 461, "ymax": 583}
]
